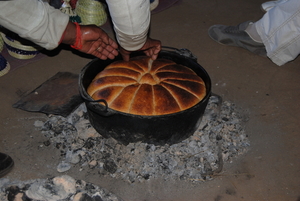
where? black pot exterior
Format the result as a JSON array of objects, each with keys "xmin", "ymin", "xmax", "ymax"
[{"xmin": 79, "ymin": 50, "xmax": 212, "ymax": 145}]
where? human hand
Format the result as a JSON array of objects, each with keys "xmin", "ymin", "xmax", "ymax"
[
  {"xmin": 119, "ymin": 37, "xmax": 161, "ymax": 61},
  {"xmin": 79, "ymin": 25, "xmax": 119, "ymax": 60},
  {"xmin": 62, "ymin": 22, "xmax": 119, "ymax": 60}
]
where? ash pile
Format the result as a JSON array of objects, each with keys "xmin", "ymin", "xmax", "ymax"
[
  {"xmin": 34, "ymin": 95, "xmax": 250, "ymax": 183},
  {"xmin": 0, "ymin": 175, "xmax": 123, "ymax": 201}
]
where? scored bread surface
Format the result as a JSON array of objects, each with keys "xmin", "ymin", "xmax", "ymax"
[{"xmin": 87, "ymin": 56, "xmax": 206, "ymax": 116}]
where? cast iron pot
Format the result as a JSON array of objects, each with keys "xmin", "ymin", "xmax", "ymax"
[{"xmin": 79, "ymin": 47, "xmax": 211, "ymax": 145}]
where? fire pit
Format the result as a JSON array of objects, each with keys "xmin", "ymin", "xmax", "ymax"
[{"xmin": 31, "ymin": 95, "xmax": 250, "ymax": 183}]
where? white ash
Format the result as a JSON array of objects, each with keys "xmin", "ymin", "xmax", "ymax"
[
  {"xmin": 0, "ymin": 175, "xmax": 123, "ymax": 201},
  {"xmin": 35, "ymin": 95, "xmax": 250, "ymax": 183}
]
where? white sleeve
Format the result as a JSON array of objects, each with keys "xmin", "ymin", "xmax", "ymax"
[
  {"xmin": 0, "ymin": 0, "xmax": 69, "ymax": 50},
  {"xmin": 105, "ymin": 0, "xmax": 150, "ymax": 51}
]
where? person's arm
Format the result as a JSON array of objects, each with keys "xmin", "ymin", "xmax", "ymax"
[
  {"xmin": 106, "ymin": 0, "xmax": 161, "ymax": 61},
  {"xmin": 0, "ymin": 0, "xmax": 68, "ymax": 50},
  {"xmin": 61, "ymin": 22, "xmax": 119, "ymax": 60},
  {"xmin": 105, "ymin": 0, "xmax": 150, "ymax": 51},
  {"xmin": 0, "ymin": 0, "xmax": 118, "ymax": 60}
]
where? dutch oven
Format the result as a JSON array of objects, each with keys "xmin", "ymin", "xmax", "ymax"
[{"xmin": 79, "ymin": 47, "xmax": 212, "ymax": 145}]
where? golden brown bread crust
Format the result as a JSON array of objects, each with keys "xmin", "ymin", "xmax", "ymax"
[{"xmin": 87, "ymin": 56, "xmax": 206, "ymax": 116}]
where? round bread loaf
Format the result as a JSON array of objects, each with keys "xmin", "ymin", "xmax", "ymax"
[{"xmin": 87, "ymin": 56, "xmax": 206, "ymax": 116}]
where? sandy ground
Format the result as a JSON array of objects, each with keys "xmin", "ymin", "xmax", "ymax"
[{"xmin": 0, "ymin": 0, "xmax": 299, "ymax": 200}]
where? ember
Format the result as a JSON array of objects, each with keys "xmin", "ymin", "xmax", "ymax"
[{"xmin": 34, "ymin": 95, "xmax": 250, "ymax": 183}]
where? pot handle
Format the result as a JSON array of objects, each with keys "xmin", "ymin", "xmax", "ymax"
[
  {"xmin": 161, "ymin": 46, "xmax": 198, "ymax": 61},
  {"xmin": 88, "ymin": 98, "xmax": 108, "ymax": 111},
  {"xmin": 82, "ymin": 96, "xmax": 114, "ymax": 116}
]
